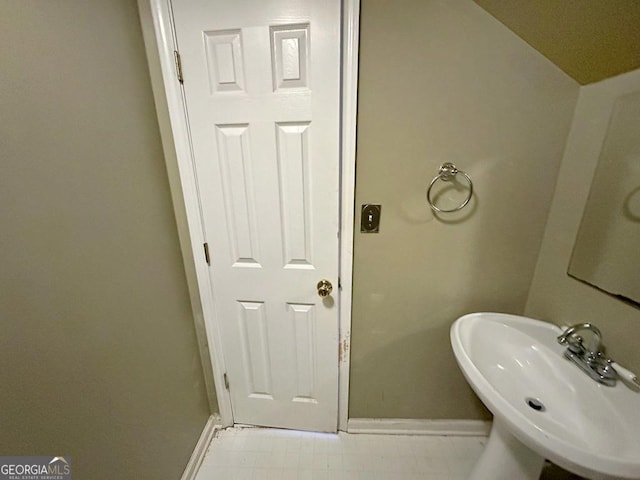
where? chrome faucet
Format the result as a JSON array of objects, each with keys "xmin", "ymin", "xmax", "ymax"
[
  {"xmin": 557, "ymin": 323, "xmax": 602, "ymax": 355},
  {"xmin": 557, "ymin": 323, "xmax": 617, "ymax": 386}
]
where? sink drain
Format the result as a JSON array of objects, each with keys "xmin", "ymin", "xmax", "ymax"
[{"xmin": 525, "ymin": 397, "xmax": 545, "ymax": 412}]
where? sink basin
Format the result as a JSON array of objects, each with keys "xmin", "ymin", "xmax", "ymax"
[{"xmin": 451, "ymin": 312, "xmax": 640, "ymax": 480}]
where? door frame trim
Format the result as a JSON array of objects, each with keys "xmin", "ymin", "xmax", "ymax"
[
  {"xmin": 338, "ymin": 0, "xmax": 359, "ymax": 432},
  {"xmin": 138, "ymin": 0, "xmax": 359, "ymax": 431}
]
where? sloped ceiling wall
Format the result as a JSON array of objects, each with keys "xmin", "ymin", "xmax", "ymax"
[{"xmin": 474, "ymin": 0, "xmax": 640, "ymax": 85}]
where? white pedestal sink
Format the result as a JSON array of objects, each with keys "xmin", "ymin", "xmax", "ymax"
[{"xmin": 450, "ymin": 313, "xmax": 640, "ymax": 480}]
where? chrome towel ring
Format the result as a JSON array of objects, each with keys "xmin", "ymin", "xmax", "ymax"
[{"xmin": 426, "ymin": 162, "xmax": 473, "ymax": 213}]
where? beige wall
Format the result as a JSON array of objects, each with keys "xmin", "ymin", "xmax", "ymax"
[
  {"xmin": 474, "ymin": 0, "xmax": 640, "ymax": 85},
  {"xmin": 350, "ymin": 0, "xmax": 579, "ymax": 419},
  {"xmin": 0, "ymin": 1, "xmax": 210, "ymax": 477},
  {"xmin": 526, "ymin": 69, "xmax": 640, "ymax": 374}
]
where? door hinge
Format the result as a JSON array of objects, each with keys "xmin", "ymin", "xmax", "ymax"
[
  {"xmin": 203, "ymin": 242, "xmax": 210, "ymax": 266},
  {"xmin": 223, "ymin": 373, "xmax": 230, "ymax": 391},
  {"xmin": 173, "ymin": 50, "xmax": 184, "ymax": 84}
]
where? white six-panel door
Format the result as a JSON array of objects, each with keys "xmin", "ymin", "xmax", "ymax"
[{"xmin": 171, "ymin": 0, "xmax": 341, "ymax": 432}]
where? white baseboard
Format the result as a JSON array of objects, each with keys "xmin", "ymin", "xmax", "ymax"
[
  {"xmin": 180, "ymin": 414, "xmax": 222, "ymax": 480},
  {"xmin": 347, "ymin": 418, "xmax": 491, "ymax": 436}
]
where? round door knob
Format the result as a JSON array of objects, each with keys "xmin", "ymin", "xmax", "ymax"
[{"xmin": 317, "ymin": 279, "xmax": 333, "ymax": 297}]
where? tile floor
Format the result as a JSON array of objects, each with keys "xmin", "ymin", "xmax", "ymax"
[{"xmin": 194, "ymin": 426, "xmax": 487, "ymax": 480}]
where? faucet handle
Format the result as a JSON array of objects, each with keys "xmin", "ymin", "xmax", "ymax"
[{"xmin": 611, "ymin": 362, "xmax": 640, "ymax": 388}]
